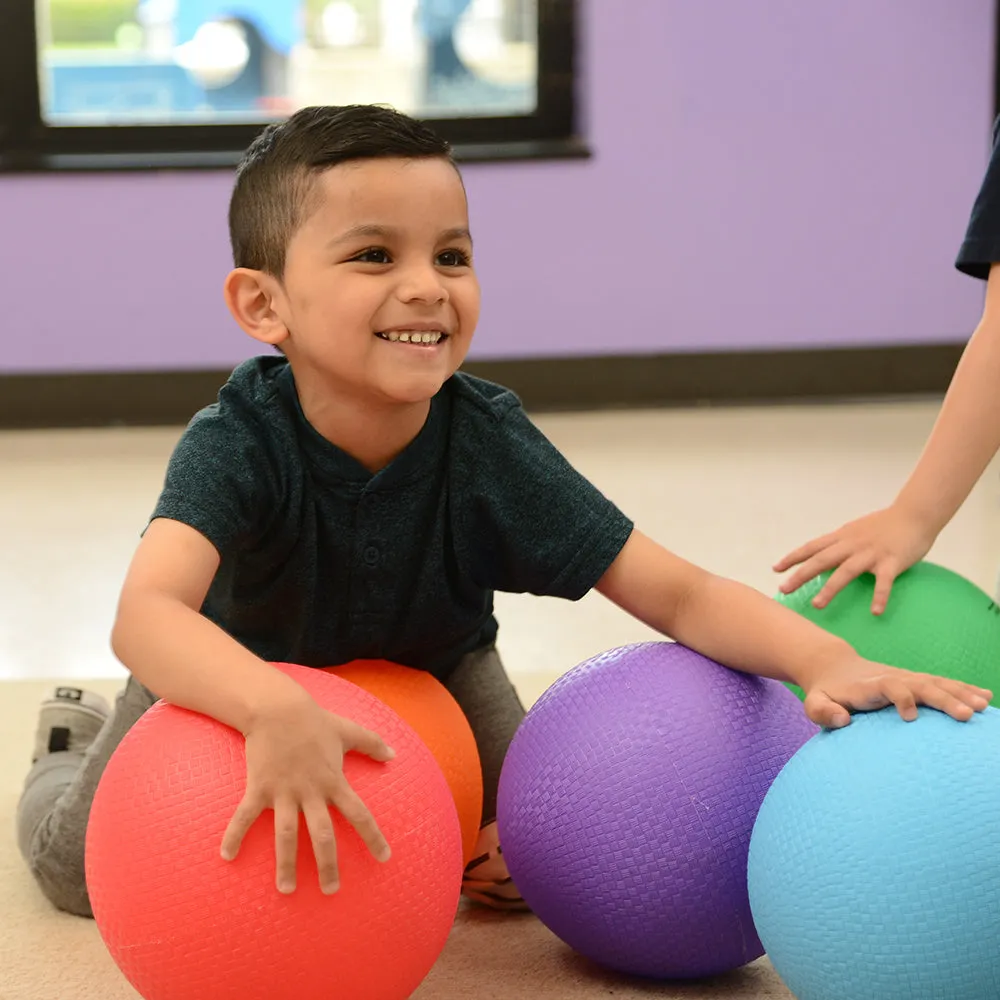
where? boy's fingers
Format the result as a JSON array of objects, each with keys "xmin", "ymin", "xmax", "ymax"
[
  {"xmin": 802, "ymin": 690, "xmax": 852, "ymax": 730},
  {"xmin": 341, "ymin": 721, "xmax": 396, "ymax": 763},
  {"xmin": 879, "ymin": 679, "xmax": 919, "ymax": 722},
  {"xmin": 273, "ymin": 799, "xmax": 300, "ymax": 894},
  {"xmin": 943, "ymin": 678, "xmax": 992, "ymax": 703},
  {"xmin": 303, "ymin": 799, "xmax": 340, "ymax": 894},
  {"xmin": 332, "ymin": 782, "xmax": 391, "ymax": 863},
  {"xmin": 220, "ymin": 794, "xmax": 262, "ymax": 861},
  {"xmin": 911, "ymin": 678, "xmax": 981, "ymax": 721}
]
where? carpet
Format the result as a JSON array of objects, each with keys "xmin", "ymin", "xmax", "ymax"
[{"xmin": 0, "ymin": 678, "xmax": 793, "ymax": 999}]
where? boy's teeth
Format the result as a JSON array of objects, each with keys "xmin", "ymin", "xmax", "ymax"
[{"xmin": 382, "ymin": 330, "xmax": 443, "ymax": 344}]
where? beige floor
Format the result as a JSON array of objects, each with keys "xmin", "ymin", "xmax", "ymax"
[{"xmin": 2, "ymin": 396, "xmax": 999, "ymax": 687}]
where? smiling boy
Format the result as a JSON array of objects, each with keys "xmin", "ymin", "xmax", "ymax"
[{"xmin": 18, "ymin": 105, "xmax": 992, "ymax": 920}]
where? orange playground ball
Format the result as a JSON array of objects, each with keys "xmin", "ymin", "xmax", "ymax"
[{"xmin": 325, "ymin": 660, "xmax": 484, "ymax": 865}]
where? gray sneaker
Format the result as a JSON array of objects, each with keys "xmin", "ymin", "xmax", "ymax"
[{"xmin": 32, "ymin": 686, "xmax": 111, "ymax": 763}]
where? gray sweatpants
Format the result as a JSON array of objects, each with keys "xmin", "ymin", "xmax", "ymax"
[{"xmin": 16, "ymin": 645, "xmax": 525, "ymax": 917}]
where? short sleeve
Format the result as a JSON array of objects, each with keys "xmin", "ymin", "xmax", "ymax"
[
  {"xmin": 956, "ymin": 115, "xmax": 1000, "ymax": 280},
  {"xmin": 453, "ymin": 398, "xmax": 634, "ymax": 600},
  {"xmin": 149, "ymin": 399, "xmax": 275, "ymax": 556}
]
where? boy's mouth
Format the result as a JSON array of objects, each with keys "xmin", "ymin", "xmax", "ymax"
[{"xmin": 375, "ymin": 330, "xmax": 448, "ymax": 345}]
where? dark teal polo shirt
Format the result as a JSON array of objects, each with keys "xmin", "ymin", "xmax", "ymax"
[{"xmin": 150, "ymin": 356, "xmax": 633, "ymax": 679}]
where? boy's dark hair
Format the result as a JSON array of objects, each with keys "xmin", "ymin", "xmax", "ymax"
[{"xmin": 229, "ymin": 105, "xmax": 454, "ymax": 277}]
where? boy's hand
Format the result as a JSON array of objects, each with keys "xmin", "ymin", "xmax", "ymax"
[
  {"xmin": 773, "ymin": 505, "xmax": 936, "ymax": 614},
  {"xmin": 220, "ymin": 688, "xmax": 395, "ymax": 895},
  {"xmin": 799, "ymin": 655, "xmax": 992, "ymax": 729}
]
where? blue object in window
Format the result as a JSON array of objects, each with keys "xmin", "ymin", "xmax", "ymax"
[
  {"xmin": 171, "ymin": 0, "xmax": 301, "ymax": 54},
  {"xmin": 46, "ymin": 54, "xmax": 206, "ymax": 120}
]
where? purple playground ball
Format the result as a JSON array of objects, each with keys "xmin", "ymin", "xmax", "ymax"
[{"xmin": 497, "ymin": 642, "xmax": 818, "ymax": 980}]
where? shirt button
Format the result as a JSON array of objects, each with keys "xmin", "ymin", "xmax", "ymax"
[{"xmin": 363, "ymin": 545, "xmax": 380, "ymax": 566}]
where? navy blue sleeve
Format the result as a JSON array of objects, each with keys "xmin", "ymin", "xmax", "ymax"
[
  {"xmin": 956, "ymin": 115, "xmax": 1000, "ymax": 280},
  {"xmin": 149, "ymin": 398, "xmax": 275, "ymax": 556},
  {"xmin": 454, "ymin": 399, "xmax": 634, "ymax": 600}
]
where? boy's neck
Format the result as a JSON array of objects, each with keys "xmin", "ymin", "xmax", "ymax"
[{"xmin": 291, "ymin": 375, "xmax": 432, "ymax": 474}]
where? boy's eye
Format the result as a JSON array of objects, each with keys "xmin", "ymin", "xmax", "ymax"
[
  {"xmin": 351, "ymin": 247, "xmax": 391, "ymax": 264},
  {"xmin": 437, "ymin": 249, "xmax": 471, "ymax": 267}
]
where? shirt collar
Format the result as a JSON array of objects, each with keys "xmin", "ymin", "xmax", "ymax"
[{"xmin": 276, "ymin": 362, "xmax": 450, "ymax": 490}]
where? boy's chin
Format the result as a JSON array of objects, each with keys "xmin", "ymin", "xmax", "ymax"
[{"xmin": 383, "ymin": 370, "xmax": 458, "ymax": 404}]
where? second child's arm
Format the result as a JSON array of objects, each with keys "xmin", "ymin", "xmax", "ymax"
[
  {"xmin": 597, "ymin": 531, "xmax": 992, "ymax": 728},
  {"xmin": 775, "ymin": 264, "xmax": 1000, "ymax": 612},
  {"xmin": 111, "ymin": 518, "xmax": 394, "ymax": 894},
  {"xmin": 892, "ymin": 265, "xmax": 1000, "ymax": 538}
]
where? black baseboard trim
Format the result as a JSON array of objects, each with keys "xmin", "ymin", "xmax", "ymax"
[{"xmin": 0, "ymin": 343, "xmax": 965, "ymax": 430}]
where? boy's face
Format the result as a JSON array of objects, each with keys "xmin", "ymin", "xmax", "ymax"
[{"xmin": 272, "ymin": 157, "xmax": 480, "ymax": 408}]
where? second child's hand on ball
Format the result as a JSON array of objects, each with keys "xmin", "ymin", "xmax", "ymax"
[{"xmin": 773, "ymin": 505, "xmax": 936, "ymax": 615}]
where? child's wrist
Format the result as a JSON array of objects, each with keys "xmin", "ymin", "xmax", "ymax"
[
  {"xmin": 890, "ymin": 495, "xmax": 945, "ymax": 540},
  {"xmin": 239, "ymin": 668, "xmax": 314, "ymax": 735},
  {"xmin": 787, "ymin": 636, "xmax": 857, "ymax": 693}
]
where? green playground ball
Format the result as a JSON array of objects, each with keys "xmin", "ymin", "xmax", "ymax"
[{"xmin": 775, "ymin": 561, "xmax": 1000, "ymax": 706}]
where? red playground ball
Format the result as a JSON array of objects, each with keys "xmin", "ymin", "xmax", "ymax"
[{"xmin": 85, "ymin": 662, "xmax": 463, "ymax": 1000}]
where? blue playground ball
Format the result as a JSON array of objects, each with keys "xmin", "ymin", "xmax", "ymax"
[{"xmin": 747, "ymin": 706, "xmax": 1000, "ymax": 1000}]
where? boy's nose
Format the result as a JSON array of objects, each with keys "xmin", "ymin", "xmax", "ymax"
[{"xmin": 397, "ymin": 266, "xmax": 448, "ymax": 305}]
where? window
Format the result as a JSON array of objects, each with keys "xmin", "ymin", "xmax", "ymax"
[{"xmin": 0, "ymin": 0, "xmax": 582, "ymax": 171}]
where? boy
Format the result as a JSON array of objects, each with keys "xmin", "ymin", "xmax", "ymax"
[
  {"xmin": 775, "ymin": 115, "xmax": 1000, "ymax": 612},
  {"xmin": 18, "ymin": 105, "xmax": 992, "ymax": 920}
]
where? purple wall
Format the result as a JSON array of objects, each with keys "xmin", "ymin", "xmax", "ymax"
[{"xmin": 1, "ymin": 0, "xmax": 994, "ymax": 374}]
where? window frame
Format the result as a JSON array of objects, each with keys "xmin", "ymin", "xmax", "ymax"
[{"xmin": 0, "ymin": 0, "xmax": 585, "ymax": 172}]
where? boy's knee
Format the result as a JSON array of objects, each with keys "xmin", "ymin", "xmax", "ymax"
[
  {"xmin": 29, "ymin": 865, "xmax": 93, "ymax": 918},
  {"xmin": 26, "ymin": 826, "xmax": 93, "ymax": 918}
]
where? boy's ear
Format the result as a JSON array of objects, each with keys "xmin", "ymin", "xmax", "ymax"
[{"xmin": 223, "ymin": 268, "xmax": 290, "ymax": 347}]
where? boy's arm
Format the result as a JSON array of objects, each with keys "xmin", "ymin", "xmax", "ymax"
[
  {"xmin": 111, "ymin": 518, "xmax": 394, "ymax": 894},
  {"xmin": 775, "ymin": 263, "xmax": 1000, "ymax": 612},
  {"xmin": 112, "ymin": 517, "xmax": 308, "ymax": 732},
  {"xmin": 596, "ymin": 530, "xmax": 992, "ymax": 727}
]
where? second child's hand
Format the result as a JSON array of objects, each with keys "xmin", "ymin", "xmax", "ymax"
[
  {"xmin": 220, "ymin": 686, "xmax": 395, "ymax": 895},
  {"xmin": 773, "ymin": 505, "xmax": 935, "ymax": 614},
  {"xmin": 777, "ymin": 272, "xmax": 1000, "ymax": 614}
]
